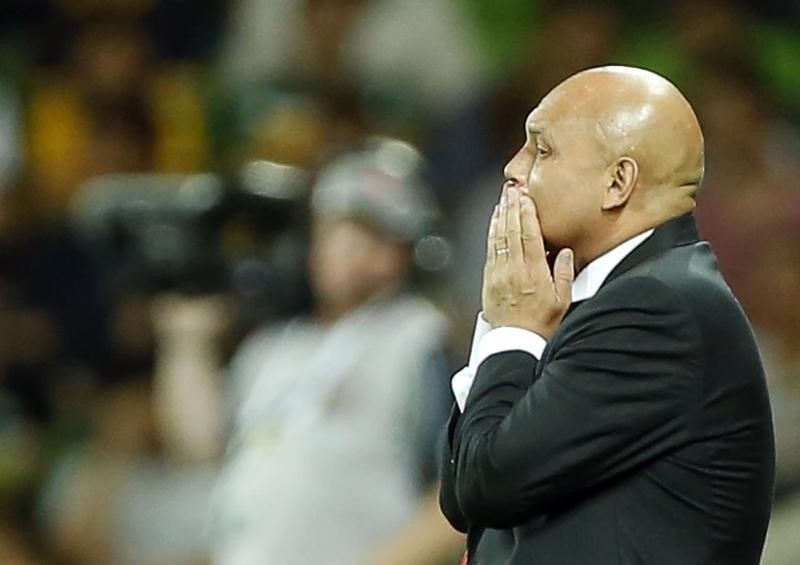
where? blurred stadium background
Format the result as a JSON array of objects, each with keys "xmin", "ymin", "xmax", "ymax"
[{"xmin": 0, "ymin": 0, "xmax": 798, "ymax": 563}]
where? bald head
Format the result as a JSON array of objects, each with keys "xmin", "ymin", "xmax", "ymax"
[
  {"xmin": 503, "ymin": 65, "xmax": 705, "ymax": 269},
  {"xmin": 540, "ymin": 66, "xmax": 704, "ymax": 193}
]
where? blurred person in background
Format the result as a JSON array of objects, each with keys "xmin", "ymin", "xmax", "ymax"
[
  {"xmin": 227, "ymin": 81, "xmax": 373, "ymax": 170},
  {"xmin": 38, "ymin": 285, "xmax": 218, "ymax": 565},
  {"xmin": 27, "ymin": 11, "xmax": 209, "ymax": 222},
  {"xmin": 153, "ymin": 139, "xmax": 464, "ymax": 565},
  {"xmin": 39, "ymin": 376, "xmax": 218, "ymax": 565},
  {"xmin": 217, "ymin": 0, "xmax": 485, "ymax": 126}
]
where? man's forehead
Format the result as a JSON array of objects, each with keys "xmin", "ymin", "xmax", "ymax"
[
  {"xmin": 525, "ymin": 108, "xmax": 547, "ymax": 133},
  {"xmin": 526, "ymin": 92, "xmax": 593, "ymax": 135},
  {"xmin": 526, "ymin": 100, "xmax": 565, "ymax": 135}
]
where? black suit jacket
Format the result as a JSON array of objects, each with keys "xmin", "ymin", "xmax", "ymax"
[{"xmin": 440, "ymin": 214, "xmax": 775, "ymax": 564}]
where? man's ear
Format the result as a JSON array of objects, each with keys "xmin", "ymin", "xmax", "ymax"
[{"xmin": 602, "ymin": 157, "xmax": 639, "ymax": 210}]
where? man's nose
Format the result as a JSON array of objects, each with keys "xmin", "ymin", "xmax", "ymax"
[{"xmin": 503, "ymin": 149, "xmax": 528, "ymax": 191}]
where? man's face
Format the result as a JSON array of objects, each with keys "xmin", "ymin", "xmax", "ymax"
[
  {"xmin": 503, "ymin": 98, "xmax": 607, "ymax": 254},
  {"xmin": 308, "ymin": 217, "xmax": 404, "ymax": 312}
]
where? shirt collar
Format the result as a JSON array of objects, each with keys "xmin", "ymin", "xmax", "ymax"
[{"xmin": 571, "ymin": 229, "xmax": 655, "ymax": 302}]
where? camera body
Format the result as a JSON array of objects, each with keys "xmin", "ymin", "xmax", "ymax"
[{"xmin": 71, "ymin": 165, "xmax": 311, "ymax": 321}]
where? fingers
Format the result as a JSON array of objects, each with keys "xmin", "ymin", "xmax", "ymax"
[
  {"xmin": 495, "ymin": 186, "xmax": 509, "ymax": 258},
  {"xmin": 520, "ymin": 195, "xmax": 548, "ymax": 271},
  {"xmin": 553, "ymin": 248, "xmax": 575, "ymax": 305},
  {"xmin": 506, "ymin": 187, "xmax": 524, "ymax": 263},
  {"xmin": 486, "ymin": 204, "xmax": 499, "ymax": 263}
]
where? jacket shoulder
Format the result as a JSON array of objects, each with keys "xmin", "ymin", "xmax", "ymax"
[
  {"xmin": 604, "ymin": 241, "xmax": 734, "ymax": 310},
  {"xmin": 598, "ymin": 242, "xmax": 760, "ymax": 369}
]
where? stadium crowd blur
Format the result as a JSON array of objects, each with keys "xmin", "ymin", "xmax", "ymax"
[{"xmin": 0, "ymin": 0, "xmax": 799, "ymax": 563}]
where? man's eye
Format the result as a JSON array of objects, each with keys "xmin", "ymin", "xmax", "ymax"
[{"xmin": 536, "ymin": 146, "xmax": 549, "ymax": 157}]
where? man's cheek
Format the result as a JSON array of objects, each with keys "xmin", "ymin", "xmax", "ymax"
[
  {"xmin": 527, "ymin": 165, "xmax": 540, "ymax": 188},
  {"xmin": 528, "ymin": 180, "xmax": 549, "ymax": 213},
  {"xmin": 527, "ymin": 164, "xmax": 551, "ymax": 199}
]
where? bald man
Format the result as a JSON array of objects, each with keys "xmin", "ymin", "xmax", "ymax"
[{"xmin": 439, "ymin": 66, "xmax": 774, "ymax": 564}]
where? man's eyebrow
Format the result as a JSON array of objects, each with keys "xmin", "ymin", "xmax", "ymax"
[{"xmin": 526, "ymin": 124, "xmax": 545, "ymax": 136}]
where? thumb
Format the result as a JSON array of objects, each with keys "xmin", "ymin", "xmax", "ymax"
[{"xmin": 553, "ymin": 248, "xmax": 574, "ymax": 305}]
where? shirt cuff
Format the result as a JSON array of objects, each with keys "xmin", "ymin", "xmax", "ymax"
[
  {"xmin": 450, "ymin": 312, "xmax": 491, "ymax": 413},
  {"xmin": 467, "ymin": 313, "xmax": 492, "ymax": 368},
  {"xmin": 450, "ymin": 315, "xmax": 546, "ymax": 413},
  {"xmin": 475, "ymin": 326, "xmax": 547, "ymax": 367}
]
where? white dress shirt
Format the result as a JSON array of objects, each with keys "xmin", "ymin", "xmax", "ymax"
[{"xmin": 451, "ymin": 229, "xmax": 655, "ymax": 412}]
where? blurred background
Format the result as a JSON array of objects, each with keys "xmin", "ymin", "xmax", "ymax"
[{"xmin": 0, "ymin": 0, "xmax": 798, "ymax": 563}]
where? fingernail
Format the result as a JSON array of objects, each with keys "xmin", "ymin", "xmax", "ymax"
[
  {"xmin": 562, "ymin": 249, "xmax": 573, "ymax": 262},
  {"xmin": 508, "ymin": 186, "xmax": 518, "ymax": 198}
]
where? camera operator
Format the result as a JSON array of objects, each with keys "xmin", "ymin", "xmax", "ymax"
[{"xmin": 152, "ymin": 140, "xmax": 463, "ymax": 564}]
